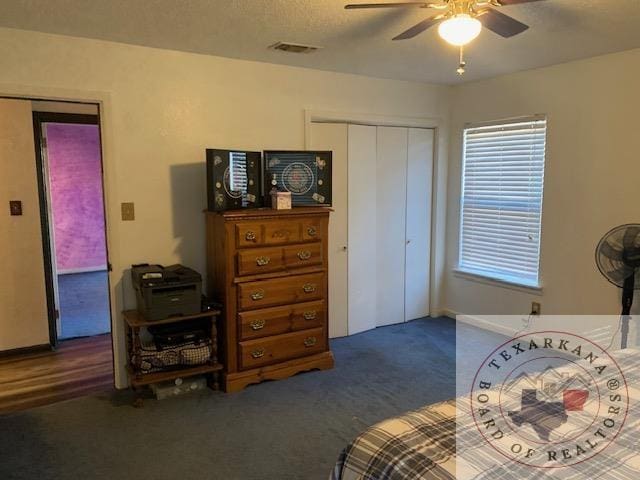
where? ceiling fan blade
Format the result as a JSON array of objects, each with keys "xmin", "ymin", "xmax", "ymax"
[
  {"xmin": 345, "ymin": 2, "xmax": 431, "ymax": 9},
  {"xmin": 478, "ymin": 8, "xmax": 529, "ymax": 38},
  {"xmin": 495, "ymin": 0, "xmax": 547, "ymax": 5},
  {"xmin": 392, "ymin": 15, "xmax": 443, "ymax": 40}
]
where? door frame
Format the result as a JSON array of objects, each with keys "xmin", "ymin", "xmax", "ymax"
[
  {"xmin": 0, "ymin": 85, "xmax": 123, "ymax": 387},
  {"xmin": 304, "ymin": 109, "xmax": 447, "ymax": 319},
  {"xmin": 32, "ymin": 111, "xmax": 107, "ymax": 347}
]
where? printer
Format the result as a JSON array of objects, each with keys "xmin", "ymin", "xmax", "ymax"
[{"xmin": 131, "ymin": 264, "xmax": 202, "ymax": 321}]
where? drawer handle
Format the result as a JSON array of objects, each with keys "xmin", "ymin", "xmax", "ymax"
[
  {"xmin": 297, "ymin": 250, "xmax": 312, "ymax": 260},
  {"xmin": 250, "ymin": 290, "xmax": 265, "ymax": 301},
  {"xmin": 303, "ymin": 337, "xmax": 317, "ymax": 347},
  {"xmin": 250, "ymin": 319, "xmax": 266, "ymax": 330},
  {"xmin": 307, "ymin": 227, "xmax": 317, "ymax": 237},
  {"xmin": 303, "ymin": 283, "xmax": 316, "ymax": 294},
  {"xmin": 251, "ymin": 349, "xmax": 265, "ymax": 359},
  {"xmin": 256, "ymin": 256, "xmax": 271, "ymax": 266},
  {"xmin": 245, "ymin": 231, "xmax": 257, "ymax": 241},
  {"xmin": 303, "ymin": 311, "xmax": 317, "ymax": 321}
]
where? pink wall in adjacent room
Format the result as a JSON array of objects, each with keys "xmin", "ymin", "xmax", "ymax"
[{"xmin": 46, "ymin": 122, "xmax": 106, "ymax": 273}]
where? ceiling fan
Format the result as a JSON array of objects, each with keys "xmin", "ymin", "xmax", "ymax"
[{"xmin": 345, "ymin": 0, "xmax": 545, "ymax": 75}]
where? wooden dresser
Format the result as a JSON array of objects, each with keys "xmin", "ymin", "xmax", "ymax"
[{"xmin": 205, "ymin": 208, "xmax": 334, "ymax": 392}]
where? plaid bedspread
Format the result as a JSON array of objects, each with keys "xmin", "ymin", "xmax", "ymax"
[
  {"xmin": 331, "ymin": 349, "xmax": 640, "ymax": 480},
  {"xmin": 331, "ymin": 400, "xmax": 457, "ymax": 480}
]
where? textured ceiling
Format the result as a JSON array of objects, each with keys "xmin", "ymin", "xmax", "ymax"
[{"xmin": 0, "ymin": 0, "xmax": 639, "ymax": 84}]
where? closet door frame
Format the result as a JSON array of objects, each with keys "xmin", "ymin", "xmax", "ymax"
[{"xmin": 304, "ymin": 109, "xmax": 445, "ymax": 320}]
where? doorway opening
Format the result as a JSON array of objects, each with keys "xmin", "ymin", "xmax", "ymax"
[
  {"xmin": 0, "ymin": 97, "xmax": 114, "ymax": 413},
  {"xmin": 33, "ymin": 109, "xmax": 111, "ymax": 345}
]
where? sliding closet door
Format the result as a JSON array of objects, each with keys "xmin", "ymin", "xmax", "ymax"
[
  {"xmin": 310, "ymin": 123, "xmax": 433, "ymax": 333},
  {"xmin": 347, "ymin": 124, "xmax": 378, "ymax": 335},
  {"xmin": 309, "ymin": 122, "xmax": 349, "ymax": 338},
  {"xmin": 376, "ymin": 127, "xmax": 408, "ymax": 327},
  {"xmin": 405, "ymin": 128, "xmax": 434, "ymax": 321}
]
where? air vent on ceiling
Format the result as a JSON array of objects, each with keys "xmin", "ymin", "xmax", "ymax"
[{"xmin": 269, "ymin": 42, "xmax": 322, "ymax": 54}]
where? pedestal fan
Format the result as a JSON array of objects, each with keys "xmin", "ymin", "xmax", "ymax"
[{"xmin": 595, "ymin": 224, "xmax": 640, "ymax": 349}]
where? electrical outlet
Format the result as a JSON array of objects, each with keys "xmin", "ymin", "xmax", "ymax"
[
  {"xmin": 121, "ymin": 202, "xmax": 135, "ymax": 221},
  {"xmin": 531, "ymin": 302, "xmax": 541, "ymax": 316}
]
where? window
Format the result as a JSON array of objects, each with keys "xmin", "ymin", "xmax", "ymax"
[{"xmin": 458, "ymin": 117, "xmax": 547, "ymax": 288}]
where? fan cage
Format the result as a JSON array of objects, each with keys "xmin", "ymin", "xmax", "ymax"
[{"xmin": 595, "ymin": 223, "xmax": 640, "ymax": 290}]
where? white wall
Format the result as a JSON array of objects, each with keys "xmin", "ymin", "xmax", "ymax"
[
  {"xmin": 0, "ymin": 27, "xmax": 450, "ymax": 386},
  {"xmin": 444, "ymin": 48, "xmax": 640, "ymax": 330}
]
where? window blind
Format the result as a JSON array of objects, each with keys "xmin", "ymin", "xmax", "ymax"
[{"xmin": 459, "ymin": 118, "xmax": 547, "ymax": 287}]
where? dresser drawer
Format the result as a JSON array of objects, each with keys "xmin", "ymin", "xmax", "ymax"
[
  {"xmin": 283, "ymin": 242, "xmax": 323, "ymax": 269},
  {"xmin": 237, "ymin": 242, "xmax": 322, "ymax": 277},
  {"xmin": 237, "ymin": 246, "xmax": 284, "ymax": 276},
  {"xmin": 239, "ymin": 327, "xmax": 326, "ymax": 369},
  {"xmin": 235, "ymin": 217, "xmax": 324, "ymax": 249},
  {"xmin": 263, "ymin": 221, "xmax": 301, "ymax": 245},
  {"xmin": 238, "ymin": 300, "xmax": 325, "ymax": 340},
  {"xmin": 236, "ymin": 223, "xmax": 263, "ymax": 248},
  {"xmin": 238, "ymin": 305, "xmax": 291, "ymax": 340},
  {"xmin": 237, "ymin": 272, "xmax": 324, "ymax": 311},
  {"xmin": 301, "ymin": 219, "xmax": 323, "ymax": 241},
  {"xmin": 290, "ymin": 300, "xmax": 325, "ymax": 331}
]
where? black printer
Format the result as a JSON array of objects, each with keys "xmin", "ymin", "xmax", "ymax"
[{"xmin": 131, "ymin": 264, "xmax": 202, "ymax": 321}]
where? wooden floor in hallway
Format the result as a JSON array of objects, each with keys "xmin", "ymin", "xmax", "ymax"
[{"xmin": 0, "ymin": 334, "xmax": 114, "ymax": 414}]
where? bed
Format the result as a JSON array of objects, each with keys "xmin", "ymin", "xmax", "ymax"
[{"xmin": 331, "ymin": 349, "xmax": 640, "ymax": 480}]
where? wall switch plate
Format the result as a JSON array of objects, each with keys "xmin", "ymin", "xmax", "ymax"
[
  {"xmin": 531, "ymin": 302, "xmax": 541, "ymax": 316},
  {"xmin": 121, "ymin": 202, "xmax": 135, "ymax": 221},
  {"xmin": 9, "ymin": 200, "xmax": 22, "ymax": 216}
]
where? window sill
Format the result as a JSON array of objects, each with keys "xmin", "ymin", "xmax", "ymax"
[{"xmin": 453, "ymin": 269, "xmax": 543, "ymax": 296}]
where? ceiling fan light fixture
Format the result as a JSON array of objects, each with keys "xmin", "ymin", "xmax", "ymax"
[{"xmin": 437, "ymin": 14, "xmax": 482, "ymax": 46}]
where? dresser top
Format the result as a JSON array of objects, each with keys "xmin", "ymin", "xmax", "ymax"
[{"xmin": 206, "ymin": 207, "xmax": 332, "ymax": 219}]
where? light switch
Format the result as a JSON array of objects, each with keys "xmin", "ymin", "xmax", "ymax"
[
  {"xmin": 121, "ymin": 202, "xmax": 135, "ymax": 221},
  {"xmin": 9, "ymin": 200, "xmax": 22, "ymax": 216}
]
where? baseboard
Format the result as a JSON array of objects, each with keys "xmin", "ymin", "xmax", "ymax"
[
  {"xmin": 441, "ymin": 308, "xmax": 458, "ymax": 320},
  {"xmin": 431, "ymin": 309, "xmax": 453, "ymax": 319},
  {"xmin": 0, "ymin": 343, "xmax": 51, "ymax": 358},
  {"xmin": 58, "ymin": 266, "xmax": 107, "ymax": 275},
  {"xmin": 443, "ymin": 308, "xmax": 519, "ymax": 337}
]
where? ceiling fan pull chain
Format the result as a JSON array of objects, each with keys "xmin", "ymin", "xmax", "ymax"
[{"xmin": 457, "ymin": 45, "xmax": 466, "ymax": 75}]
